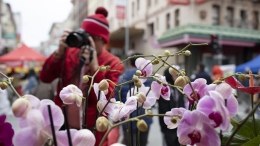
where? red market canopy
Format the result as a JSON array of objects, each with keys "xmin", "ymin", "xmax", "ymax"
[{"xmin": 0, "ymin": 43, "xmax": 46, "ymax": 62}]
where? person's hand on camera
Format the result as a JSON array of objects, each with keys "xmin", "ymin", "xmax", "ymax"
[
  {"xmin": 81, "ymin": 36, "xmax": 99, "ymax": 73},
  {"xmin": 55, "ymin": 29, "xmax": 71, "ymax": 58}
]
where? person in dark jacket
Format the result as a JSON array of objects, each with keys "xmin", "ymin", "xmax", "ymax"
[
  {"xmin": 158, "ymin": 65, "xmax": 185, "ymax": 146},
  {"xmin": 193, "ymin": 63, "xmax": 212, "ymax": 84},
  {"xmin": 114, "ymin": 52, "xmax": 153, "ymax": 146}
]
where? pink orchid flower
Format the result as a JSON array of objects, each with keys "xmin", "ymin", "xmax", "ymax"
[
  {"xmin": 164, "ymin": 108, "xmax": 187, "ymax": 129},
  {"xmin": 93, "ymin": 83, "xmax": 116, "ymax": 116},
  {"xmin": 12, "ymin": 94, "xmax": 40, "ymax": 118},
  {"xmin": 109, "ymin": 96, "xmax": 137, "ymax": 122},
  {"xmin": 126, "ymin": 83, "xmax": 156, "ymax": 109},
  {"xmin": 57, "ymin": 129, "xmax": 96, "ymax": 146},
  {"xmin": 60, "ymin": 84, "xmax": 83, "ymax": 107},
  {"xmin": 135, "ymin": 57, "xmax": 153, "ymax": 83},
  {"xmin": 0, "ymin": 115, "xmax": 14, "ymax": 146},
  {"xmin": 151, "ymin": 74, "xmax": 171, "ymax": 100},
  {"xmin": 13, "ymin": 100, "xmax": 64, "ymax": 146},
  {"xmin": 183, "ymin": 78, "xmax": 208, "ymax": 104},
  {"xmin": 215, "ymin": 83, "xmax": 238, "ymax": 117},
  {"xmin": 177, "ymin": 110, "xmax": 220, "ymax": 146},
  {"xmin": 197, "ymin": 91, "xmax": 230, "ymax": 132}
]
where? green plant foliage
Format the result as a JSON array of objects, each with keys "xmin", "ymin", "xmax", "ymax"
[{"xmin": 222, "ymin": 116, "xmax": 260, "ymax": 146}]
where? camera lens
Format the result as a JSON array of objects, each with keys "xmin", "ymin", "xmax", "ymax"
[{"xmin": 66, "ymin": 33, "xmax": 83, "ymax": 48}]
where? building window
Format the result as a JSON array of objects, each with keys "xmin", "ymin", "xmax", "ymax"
[
  {"xmin": 148, "ymin": 23, "xmax": 154, "ymax": 36},
  {"xmin": 166, "ymin": 13, "xmax": 171, "ymax": 29},
  {"xmin": 175, "ymin": 9, "xmax": 180, "ymax": 27},
  {"xmin": 132, "ymin": 2, "xmax": 135, "ymax": 17},
  {"xmin": 148, "ymin": 0, "xmax": 151, "ymax": 7},
  {"xmin": 252, "ymin": 11, "xmax": 259, "ymax": 30},
  {"xmin": 137, "ymin": 0, "xmax": 139, "ymax": 11},
  {"xmin": 226, "ymin": 7, "xmax": 234, "ymax": 27},
  {"xmin": 212, "ymin": 5, "xmax": 220, "ymax": 25},
  {"xmin": 239, "ymin": 10, "xmax": 247, "ymax": 28}
]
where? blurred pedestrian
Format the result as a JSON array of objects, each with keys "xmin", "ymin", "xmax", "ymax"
[
  {"xmin": 211, "ymin": 65, "xmax": 223, "ymax": 81},
  {"xmin": 114, "ymin": 52, "xmax": 153, "ymax": 146},
  {"xmin": 22, "ymin": 69, "xmax": 38, "ymax": 94},
  {"xmin": 40, "ymin": 7, "xmax": 124, "ymax": 146},
  {"xmin": 193, "ymin": 63, "xmax": 212, "ymax": 84},
  {"xmin": 158, "ymin": 65, "xmax": 185, "ymax": 146},
  {"xmin": 31, "ymin": 77, "xmax": 58, "ymax": 100}
]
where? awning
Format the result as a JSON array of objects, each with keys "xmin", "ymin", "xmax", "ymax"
[
  {"xmin": 157, "ymin": 24, "xmax": 260, "ymax": 48},
  {"xmin": 110, "ymin": 27, "xmax": 144, "ymax": 41}
]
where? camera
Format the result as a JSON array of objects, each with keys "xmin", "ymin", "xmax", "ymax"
[{"xmin": 66, "ymin": 29, "xmax": 90, "ymax": 48}]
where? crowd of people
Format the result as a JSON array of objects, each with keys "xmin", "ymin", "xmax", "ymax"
[{"xmin": 1, "ymin": 6, "xmax": 260, "ymax": 146}]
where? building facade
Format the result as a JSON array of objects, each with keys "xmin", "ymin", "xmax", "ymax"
[
  {"xmin": 67, "ymin": 0, "xmax": 260, "ymax": 75},
  {"xmin": 0, "ymin": 2, "xmax": 18, "ymax": 55}
]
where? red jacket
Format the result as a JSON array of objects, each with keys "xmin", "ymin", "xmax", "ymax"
[{"xmin": 40, "ymin": 48, "xmax": 124, "ymax": 146}]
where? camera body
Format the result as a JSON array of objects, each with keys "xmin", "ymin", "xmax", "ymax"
[{"xmin": 66, "ymin": 29, "xmax": 90, "ymax": 48}]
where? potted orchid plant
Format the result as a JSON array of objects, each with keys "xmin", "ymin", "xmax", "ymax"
[{"xmin": 1, "ymin": 43, "xmax": 260, "ymax": 146}]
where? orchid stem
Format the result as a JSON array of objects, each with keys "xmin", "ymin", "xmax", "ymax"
[
  {"xmin": 93, "ymin": 90, "xmax": 101, "ymax": 134},
  {"xmin": 225, "ymin": 99, "xmax": 260, "ymax": 145},
  {"xmin": 82, "ymin": 69, "xmax": 100, "ymax": 129},
  {"xmin": 99, "ymin": 113, "xmax": 174, "ymax": 146},
  {"xmin": 0, "ymin": 71, "xmax": 22, "ymax": 98}
]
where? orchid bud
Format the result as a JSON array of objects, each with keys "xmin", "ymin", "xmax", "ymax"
[
  {"xmin": 180, "ymin": 70, "xmax": 186, "ymax": 76},
  {"xmin": 60, "ymin": 85, "xmax": 83, "ymax": 107},
  {"xmin": 103, "ymin": 89, "xmax": 108, "ymax": 95},
  {"xmin": 82, "ymin": 75, "xmax": 89, "ymax": 83},
  {"xmin": 169, "ymin": 67, "xmax": 178, "ymax": 76},
  {"xmin": 132, "ymin": 75, "xmax": 139, "ymax": 82},
  {"xmin": 245, "ymin": 75, "xmax": 250, "ymax": 80},
  {"xmin": 174, "ymin": 76, "xmax": 187, "ymax": 88},
  {"xmin": 158, "ymin": 55, "xmax": 163, "ymax": 59},
  {"xmin": 184, "ymin": 50, "xmax": 191, "ymax": 56},
  {"xmin": 238, "ymin": 74, "xmax": 245, "ymax": 81},
  {"xmin": 213, "ymin": 79, "xmax": 222, "ymax": 85},
  {"xmin": 152, "ymin": 59, "xmax": 159, "ymax": 65},
  {"xmin": 137, "ymin": 120, "xmax": 148, "ymax": 132},
  {"xmin": 136, "ymin": 70, "xmax": 142, "ymax": 76},
  {"xmin": 136, "ymin": 92, "xmax": 146, "ymax": 103},
  {"xmin": 171, "ymin": 117, "xmax": 177, "ymax": 124},
  {"xmin": 98, "ymin": 80, "xmax": 109, "ymax": 91},
  {"xmin": 96, "ymin": 116, "xmax": 109, "ymax": 132},
  {"xmin": 164, "ymin": 50, "xmax": 170, "ymax": 56},
  {"xmin": 134, "ymin": 80, "xmax": 142, "ymax": 88},
  {"xmin": 145, "ymin": 110, "xmax": 153, "ymax": 118},
  {"xmin": 100, "ymin": 66, "xmax": 106, "ymax": 72},
  {"xmin": 12, "ymin": 98, "xmax": 31, "ymax": 118},
  {"xmin": 106, "ymin": 66, "xmax": 111, "ymax": 70},
  {"xmin": 0, "ymin": 82, "xmax": 8, "ymax": 90}
]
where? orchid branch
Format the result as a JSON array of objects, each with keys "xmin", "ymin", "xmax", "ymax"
[
  {"xmin": 0, "ymin": 71, "xmax": 22, "ymax": 98},
  {"xmin": 99, "ymin": 113, "xmax": 176, "ymax": 146}
]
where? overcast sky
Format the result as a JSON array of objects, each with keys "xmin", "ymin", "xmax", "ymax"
[{"xmin": 4, "ymin": 0, "xmax": 72, "ymax": 47}]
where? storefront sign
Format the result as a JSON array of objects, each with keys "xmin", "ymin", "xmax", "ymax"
[{"xmin": 116, "ymin": 0, "xmax": 126, "ymax": 19}]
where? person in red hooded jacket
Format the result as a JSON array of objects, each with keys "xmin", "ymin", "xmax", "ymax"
[
  {"xmin": 211, "ymin": 65, "xmax": 223, "ymax": 81},
  {"xmin": 40, "ymin": 7, "xmax": 124, "ymax": 146}
]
